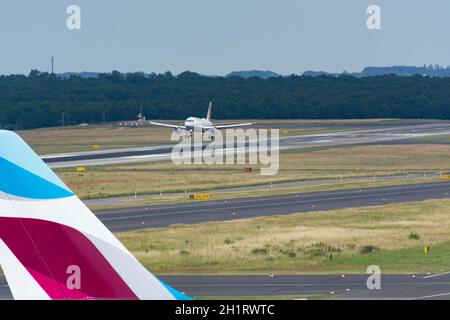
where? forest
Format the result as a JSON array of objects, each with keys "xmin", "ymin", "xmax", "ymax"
[{"xmin": 1, "ymin": 70, "xmax": 450, "ymax": 129}]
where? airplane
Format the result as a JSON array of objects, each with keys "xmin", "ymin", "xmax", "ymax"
[
  {"xmin": 150, "ymin": 102, "xmax": 253, "ymax": 136},
  {"xmin": 0, "ymin": 130, "xmax": 190, "ymax": 300}
]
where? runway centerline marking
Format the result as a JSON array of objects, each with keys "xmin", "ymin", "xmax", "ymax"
[
  {"xmin": 422, "ymin": 271, "xmax": 450, "ymax": 279},
  {"xmin": 414, "ymin": 292, "xmax": 450, "ymax": 300}
]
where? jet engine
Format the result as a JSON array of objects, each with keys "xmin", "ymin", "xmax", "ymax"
[
  {"xmin": 173, "ymin": 127, "xmax": 183, "ymax": 135},
  {"xmin": 208, "ymin": 127, "xmax": 220, "ymax": 136}
]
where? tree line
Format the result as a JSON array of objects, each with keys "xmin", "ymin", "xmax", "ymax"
[{"xmin": 1, "ymin": 70, "xmax": 450, "ymax": 129}]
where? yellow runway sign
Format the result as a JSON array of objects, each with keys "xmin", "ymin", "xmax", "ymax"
[{"xmin": 190, "ymin": 194, "xmax": 210, "ymax": 200}]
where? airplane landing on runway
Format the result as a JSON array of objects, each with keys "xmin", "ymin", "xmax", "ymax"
[{"xmin": 42, "ymin": 123, "xmax": 450, "ymax": 168}]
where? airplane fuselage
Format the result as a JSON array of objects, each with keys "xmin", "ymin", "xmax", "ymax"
[{"xmin": 184, "ymin": 117, "xmax": 214, "ymax": 132}]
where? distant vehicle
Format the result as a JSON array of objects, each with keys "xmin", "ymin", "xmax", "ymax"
[
  {"xmin": 150, "ymin": 102, "xmax": 253, "ymax": 136},
  {"xmin": 79, "ymin": 122, "xmax": 88, "ymax": 126},
  {"xmin": 0, "ymin": 130, "xmax": 189, "ymax": 300}
]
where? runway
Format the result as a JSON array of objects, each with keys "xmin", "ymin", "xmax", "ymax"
[
  {"xmin": 43, "ymin": 123, "xmax": 450, "ymax": 168},
  {"xmin": 159, "ymin": 274, "xmax": 450, "ymax": 300},
  {"xmin": 1, "ymin": 273, "xmax": 450, "ymax": 299},
  {"xmin": 97, "ymin": 180, "xmax": 450, "ymax": 232}
]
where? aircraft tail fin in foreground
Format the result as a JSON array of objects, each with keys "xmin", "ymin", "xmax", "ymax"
[
  {"xmin": 0, "ymin": 130, "xmax": 190, "ymax": 300},
  {"xmin": 206, "ymin": 101, "xmax": 212, "ymax": 121}
]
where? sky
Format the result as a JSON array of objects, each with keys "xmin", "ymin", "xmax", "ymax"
[{"xmin": 1, "ymin": 0, "xmax": 450, "ymax": 75}]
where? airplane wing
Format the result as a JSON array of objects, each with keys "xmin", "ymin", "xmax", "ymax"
[
  {"xmin": 214, "ymin": 122, "xmax": 253, "ymax": 129},
  {"xmin": 0, "ymin": 130, "xmax": 190, "ymax": 300},
  {"xmin": 149, "ymin": 121, "xmax": 186, "ymax": 129}
]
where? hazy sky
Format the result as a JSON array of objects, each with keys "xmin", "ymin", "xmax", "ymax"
[{"xmin": 1, "ymin": 0, "xmax": 450, "ymax": 75}]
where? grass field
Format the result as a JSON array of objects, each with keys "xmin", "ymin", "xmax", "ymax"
[
  {"xmin": 117, "ymin": 198, "xmax": 450, "ymax": 275},
  {"xmin": 0, "ymin": 198, "xmax": 447, "ymax": 279},
  {"xmin": 408, "ymin": 134, "xmax": 450, "ymax": 144},
  {"xmin": 55, "ymin": 143, "xmax": 450, "ymax": 200}
]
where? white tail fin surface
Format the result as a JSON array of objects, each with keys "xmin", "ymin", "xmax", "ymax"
[
  {"xmin": 206, "ymin": 101, "xmax": 212, "ymax": 121},
  {"xmin": 0, "ymin": 130, "xmax": 189, "ymax": 300}
]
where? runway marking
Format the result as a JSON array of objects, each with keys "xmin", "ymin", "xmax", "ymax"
[
  {"xmin": 173, "ymin": 284, "xmax": 334, "ymax": 287},
  {"xmin": 41, "ymin": 154, "xmax": 76, "ymax": 159},
  {"xmin": 422, "ymin": 271, "xmax": 450, "ymax": 279},
  {"xmin": 171, "ymin": 281, "xmax": 450, "ymax": 287},
  {"xmin": 415, "ymin": 292, "xmax": 450, "ymax": 300},
  {"xmin": 100, "ymin": 184, "xmax": 450, "ymax": 222},
  {"xmin": 122, "ymin": 154, "xmax": 169, "ymax": 160}
]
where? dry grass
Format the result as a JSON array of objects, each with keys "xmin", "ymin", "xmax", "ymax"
[
  {"xmin": 117, "ymin": 199, "xmax": 450, "ymax": 275},
  {"xmin": 18, "ymin": 125, "xmax": 174, "ymax": 154},
  {"xmin": 56, "ymin": 144, "xmax": 450, "ymax": 199},
  {"xmin": 286, "ymin": 143, "xmax": 450, "ymax": 172}
]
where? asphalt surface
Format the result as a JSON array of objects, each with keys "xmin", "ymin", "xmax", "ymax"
[
  {"xmin": 97, "ymin": 180, "xmax": 450, "ymax": 232},
  {"xmin": 44, "ymin": 146, "xmax": 174, "ymax": 164},
  {"xmin": 1, "ymin": 273, "xmax": 450, "ymax": 299},
  {"xmin": 159, "ymin": 274, "xmax": 450, "ymax": 300},
  {"xmin": 43, "ymin": 123, "xmax": 450, "ymax": 168}
]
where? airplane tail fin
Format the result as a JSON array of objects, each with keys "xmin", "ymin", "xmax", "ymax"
[
  {"xmin": 0, "ymin": 130, "xmax": 190, "ymax": 300},
  {"xmin": 206, "ymin": 101, "xmax": 212, "ymax": 121}
]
